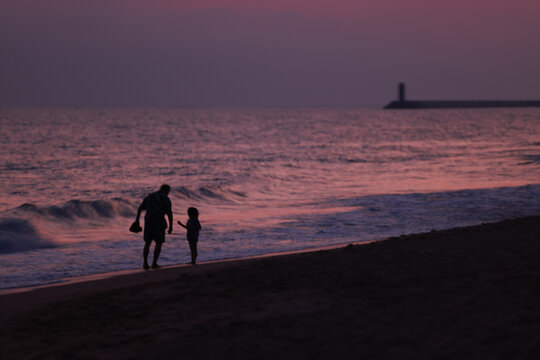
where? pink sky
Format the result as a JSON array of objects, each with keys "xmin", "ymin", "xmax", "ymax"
[{"xmin": 1, "ymin": 0, "xmax": 539, "ymax": 107}]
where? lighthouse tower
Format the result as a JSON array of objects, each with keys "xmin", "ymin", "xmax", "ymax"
[{"xmin": 398, "ymin": 83, "xmax": 405, "ymax": 102}]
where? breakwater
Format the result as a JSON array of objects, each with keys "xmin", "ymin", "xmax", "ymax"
[
  {"xmin": 384, "ymin": 83, "xmax": 540, "ymax": 109},
  {"xmin": 384, "ymin": 100, "xmax": 540, "ymax": 109}
]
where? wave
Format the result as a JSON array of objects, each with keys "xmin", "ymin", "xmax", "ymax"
[
  {"xmin": 1, "ymin": 185, "xmax": 246, "ymax": 224},
  {"xmin": 172, "ymin": 186, "xmax": 246, "ymax": 202},
  {"xmin": 519, "ymin": 154, "xmax": 540, "ymax": 165},
  {"xmin": 0, "ymin": 162, "xmax": 39, "ymax": 172},
  {"xmin": 11, "ymin": 198, "xmax": 136, "ymax": 221},
  {"xmin": 2, "ymin": 187, "xmax": 245, "ymax": 226},
  {"xmin": 0, "ymin": 218, "xmax": 56, "ymax": 254}
]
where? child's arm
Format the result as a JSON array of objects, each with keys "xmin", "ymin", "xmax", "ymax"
[{"xmin": 178, "ymin": 220, "xmax": 201, "ymax": 231}]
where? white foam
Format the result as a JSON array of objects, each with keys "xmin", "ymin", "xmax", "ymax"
[{"xmin": 0, "ymin": 218, "xmax": 56, "ymax": 254}]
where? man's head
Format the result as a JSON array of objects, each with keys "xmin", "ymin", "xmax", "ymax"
[{"xmin": 160, "ymin": 184, "xmax": 171, "ymax": 195}]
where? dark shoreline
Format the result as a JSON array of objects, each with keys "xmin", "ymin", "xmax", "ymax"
[{"xmin": 1, "ymin": 215, "xmax": 539, "ymax": 359}]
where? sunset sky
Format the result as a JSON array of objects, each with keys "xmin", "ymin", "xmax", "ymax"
[{"xmin": 1, "ymin": 0, "xmax": 539, "ymax": 107}]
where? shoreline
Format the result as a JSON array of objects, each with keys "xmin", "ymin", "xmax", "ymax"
[
  {"xmin": 2, "ymin": 215, "xmax": 539, "ymax": 359},
  {"xmin": 0, "ymin": 240, "xmax": 380, "ymax": 296}
]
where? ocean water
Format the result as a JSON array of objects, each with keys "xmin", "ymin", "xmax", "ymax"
[{"xmin": 1, "ymin": 108, "xmax": 539, "ymax": 290}]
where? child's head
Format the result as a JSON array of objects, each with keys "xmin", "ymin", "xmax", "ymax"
[{"xmin": 187, "ymin": 207, "xmax": 199, "ymax": 219}]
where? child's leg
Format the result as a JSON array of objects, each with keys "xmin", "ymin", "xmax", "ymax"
[{"xmin": 189, "ymin": 241, "xmax": 197, "ymax": 264}]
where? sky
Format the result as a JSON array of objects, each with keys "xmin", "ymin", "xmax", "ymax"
[{"xmin": 1, "ymin": 0, "xmax": 539, "ymax": 107}]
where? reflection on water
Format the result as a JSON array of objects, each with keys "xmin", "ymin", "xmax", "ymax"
[{"xmin": 0, "ymin": 108, "xmax": 539, "ymax": 289}]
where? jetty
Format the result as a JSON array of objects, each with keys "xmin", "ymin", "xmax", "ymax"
[{"xmin": 384, "ymin": 83, "xmax": 540, "ymax": 109}]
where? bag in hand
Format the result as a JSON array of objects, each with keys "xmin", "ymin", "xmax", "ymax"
[{"xmin": 129, "ymin": 221, "xmax": 143, "ymax": 233}]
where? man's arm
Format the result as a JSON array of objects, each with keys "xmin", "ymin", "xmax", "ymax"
[
  {"xmin": 167, "ymin": 209, "xmax": 173, "ymax": 234},
  {"xmin": 135, "ymin": 203, "xmax": 143, "ymax": 223},
  {"xmin": 136, "ymin": 196, "xmax": 148, "ymax": 223}
]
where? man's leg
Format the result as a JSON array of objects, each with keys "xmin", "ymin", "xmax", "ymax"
[
  {"xmin": 143, "ymin": 241, "xmax": 151, "ymax": 270},
  {"xmin": 151, "ymin": 228, "xmax": 166, "ymax": 268},
  {"xmin": 152, "ymin": 241, "xmax": 162, "ymax": 268}
]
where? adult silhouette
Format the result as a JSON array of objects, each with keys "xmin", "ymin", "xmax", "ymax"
[{"xmin": 134, "ymin": 184, "xmax": 173, "ymax": 269}]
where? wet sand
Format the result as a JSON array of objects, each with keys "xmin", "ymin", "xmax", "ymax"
[{"xmin": 1, "ymin": 216, "xmax": 539, "ymax": 359}]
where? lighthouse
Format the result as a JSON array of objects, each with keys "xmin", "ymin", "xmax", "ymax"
[{"xmin": 398, "ymin": 82, "xmax": 405, "ymax": 102}]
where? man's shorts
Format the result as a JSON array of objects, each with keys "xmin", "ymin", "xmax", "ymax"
[{"xmin": 144, "ymin": 223, "xmax": 165, "ymax": 244}]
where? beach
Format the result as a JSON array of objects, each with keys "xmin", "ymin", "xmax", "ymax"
[
  {"xmin": 1, "ymin": 215, "xmax": 539, "ymax": 359},
  {"xmin": 3, "ymin": 2, "xmax": 540, "ymax": 359}
]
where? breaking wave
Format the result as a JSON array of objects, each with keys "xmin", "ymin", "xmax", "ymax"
[
  {"xmin": 12, "ymin": 198, "xmax": 136, "ymax": 221},
  {"xmin": 172, "ymin": 186, "xmax": 246, "ymax": 202},
  {"xmin": 0, "ymin": 218, "xmax": 56, "ymax": 254},
  {"xmin": 1, "ymin": 187, "xmax": 244, "ymax": 229}
]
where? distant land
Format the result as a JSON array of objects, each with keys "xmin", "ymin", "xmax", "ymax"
[{"xmin": 384, "ymin": 83, "xmax": 540, "ymax": 109}]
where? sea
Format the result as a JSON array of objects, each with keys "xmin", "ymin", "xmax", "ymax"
[{"xmin": 1, "ymin": 108, "xmax": 539, "ymax": 290}]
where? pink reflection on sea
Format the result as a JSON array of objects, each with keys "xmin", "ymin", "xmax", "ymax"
[{"xmin": 1, "ymin": 108, "xmax": 539, "ymax": 289}]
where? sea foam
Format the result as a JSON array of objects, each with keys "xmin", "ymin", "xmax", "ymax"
[
  {"xmin": 14, "ymin": 199, "xmax": 135, "ymax": 222},
  {"xmin": 0, "ymin": 218, "xmax": 56, "ymax": 254}
]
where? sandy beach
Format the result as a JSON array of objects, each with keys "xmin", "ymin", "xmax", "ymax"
[{"xmin": 1, "ymin": 215, "xmax": 539, "ymax": 359}]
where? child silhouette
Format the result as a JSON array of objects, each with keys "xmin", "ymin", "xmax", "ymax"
[{"xmin": 177, "ymin": 207, "xmax": 201, "ymax": 265}]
